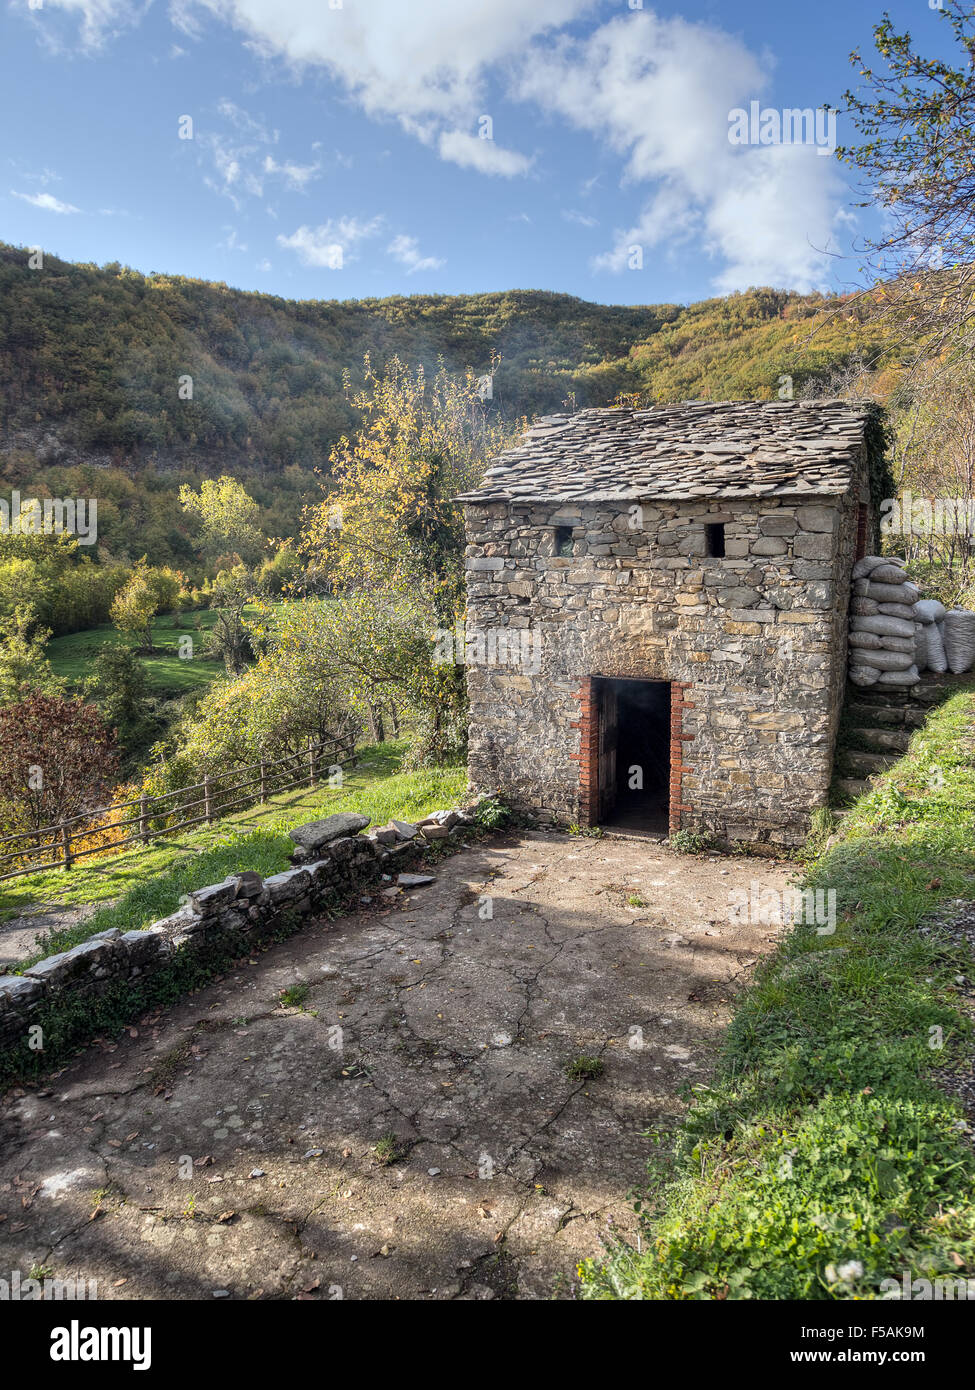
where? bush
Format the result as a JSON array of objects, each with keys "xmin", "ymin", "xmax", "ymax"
[
  {"xmin": 84, "ymin": 646, "xmax": 164, "ymax": 770},
  {"xmin": 473, "ymin": 794, "xmax": 512, "ymax": 830},
  {"xmin": 0, "ymin": 691, "xmax": 119, "ymax": 833},
  {"xmin": 668, "ymin": 828, "xmax": 714, "ymax": 854}
]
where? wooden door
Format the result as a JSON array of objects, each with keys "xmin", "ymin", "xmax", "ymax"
[{"xmin": 597, "ymin": 680, "xmax": 618, "ymax": 822}]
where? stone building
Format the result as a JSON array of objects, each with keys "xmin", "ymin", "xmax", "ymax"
[{"xmin": 459, "ymin": 399, "xmax": 876, "ymax": 846}]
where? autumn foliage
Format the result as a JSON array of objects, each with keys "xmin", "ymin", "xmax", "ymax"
[{"xmin": 0, "ymin": 690, "xmax": 119, "ymax": 834}]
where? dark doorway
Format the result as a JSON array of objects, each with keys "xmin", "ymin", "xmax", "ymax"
[{"xmin": 596, "ymin": 678, "xmax": 671, "ymax": 833}]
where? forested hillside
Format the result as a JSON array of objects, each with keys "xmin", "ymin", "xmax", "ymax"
[{"xmin": 0, "ymin": 241, "xmax": 896, "ymax": 566}]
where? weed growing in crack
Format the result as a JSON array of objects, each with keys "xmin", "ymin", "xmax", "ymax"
[
  {"xmin": 373, "ymin": 1132, "xmax": 401, "ymax": 1166},
  {"xmin": 668, "ymin": 829, "xmax": 715, "ymax": 855},
  {"xmin": 566, "ymin": 1054, "xmax": 604, "ymax": 1081}
]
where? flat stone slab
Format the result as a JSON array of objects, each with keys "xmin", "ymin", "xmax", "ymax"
[
  {"xmin": 0, "ymin": 832, "xmax": 791, "ymax": 1300},
  {"xmin": 23, "ymin": 931, "xmax": 122, "ymax": 987},
  {"xmin": 419, "ymin": 825, "xmax": 449, "ymax": 840},
  {"xmin": 0, "ymin": 974, "xmax": 44, "ymax": 1007},
  {"xmin": 289, "ymin": 813, "xmax": 370, "ymax": 852},
  {"xmin": 188, "ymin": 881, "xmax": 237, "ymax": 915},
  {"xmin": 396, "ymin": 873, "xmax": 436, "ymax": 888}
]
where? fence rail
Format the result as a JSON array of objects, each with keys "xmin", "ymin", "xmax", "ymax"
[{"xmin": 0, "ymin": 736, "xmax": 356, "ymax": 883}]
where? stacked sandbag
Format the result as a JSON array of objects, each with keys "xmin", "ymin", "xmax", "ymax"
[
  {"xmin": 848, "ymin": 556, "xmax": 921, "ymax": 686},
  {"xmin": 912, "ymin": 598, "xmax": 947, "ymax": 674},
  {"xmin": 943, "ymin": 609, "xmax": 975, "ymax": 674}
]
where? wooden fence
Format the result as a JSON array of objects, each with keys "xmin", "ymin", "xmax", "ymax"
[{"xmin": 0, "ymin": 736, "xmax": 356, "ymax": 882}]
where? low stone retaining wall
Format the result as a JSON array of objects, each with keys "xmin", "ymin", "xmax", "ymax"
[{"xmin": 0, "ymin": 804, "xmax": 478, "ymax": 1064}]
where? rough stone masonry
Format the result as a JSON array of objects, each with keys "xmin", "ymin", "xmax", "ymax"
[
  {"xmin": 0, "ymin": 808, "xmax": 470, "ymax": 1063},
  {"xmin": 459, "ymin": 399, "xmax": 875, "ymax": 847}
]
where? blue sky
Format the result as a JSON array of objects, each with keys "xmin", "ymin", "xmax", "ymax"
[{"xmin": 0, "ymin": 0, "xmax": 956, "ymax": 307}]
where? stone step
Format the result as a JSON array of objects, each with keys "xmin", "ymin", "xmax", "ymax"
[
  {"xmin": 844, "ymin": 749, "xmax": 899, "ymax": 776},
  {"xmin": 835, "ymin": 777, "xmax": 870, "ymax": 800},
  {"xmin": 847, "ymin": 671, "xmax": 975, "ymax": 712},
  {"xmin": 846, "ymin": 726, "xmax": 912, "ymax": 754},
  {"xmin": 846, "ymin": 701, "xmax": 930, "ymax": 729}
]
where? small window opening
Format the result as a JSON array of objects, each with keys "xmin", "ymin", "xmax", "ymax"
[
  {"xmin": 704, "ymin": 522, "xmax": 726, "ymax": 558},
  {"xmin": 554, "ymin": 526, "xmax": 574, "ymax": 558}
]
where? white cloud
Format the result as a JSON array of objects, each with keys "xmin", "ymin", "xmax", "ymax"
[
  {"xmin": 11, "ymin": 189, "xmax": 80, "ymax": 213},
  {"xmin": 387, "ymin": 234, "xmax": 444, "ymax": 274},
  {"xmin": 705, "ymin": 145, "xmax": 844, "ymax": 294},
  {"xmin": 200, "ymin": 99, "xmax": 321, "ymax": 206},
  {"xmin": 17, "ymin": 0, "xmax": 143, "ymax": 50},
  {"xmin": 437, "ymin": 131, "xmax": 533, "ymax": 178},
  {"xmin": 15, "ymin": 166, "xmax": 62, "ymax": 187},
  {"xmin": 277, "ymin": 216, "xmax": 382, "ymax": 268},
  {"xmin": 186, "ymin": 0, "xmax": 589, "ymax": 119},
  {"xmin": 219, "ymin": 225, "xmax": 248, "ymax": 252},
  {"xmin": 516, "ymin": 11, "xmax": 844, "ymax": 292},
  {"xmin": 216, "ymin": 97, "xmax": 274, "ymax": 140},
  {"xmin": 262, "ymin": 154, "xmax": 319, "ymax": 190},
  {"xmin": 178, "ymin": 0, "xmax": 576, "ymax": 172},
  {"xmin": 562, "ymin": 209, "xmax": 598, "ymax": 228}
]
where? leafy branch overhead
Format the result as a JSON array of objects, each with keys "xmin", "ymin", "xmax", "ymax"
[{"xmin": 837, "ymin": 1, "xmax": 975, "ymax": 367}]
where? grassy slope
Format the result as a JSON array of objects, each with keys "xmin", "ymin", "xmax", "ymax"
[
  {"xmin": 579, "ymin": 691, "xmax": 975, "ymax": 1300},
  {"xmin": 3, "ymin": 742, "xmax": 467, "ymax": 968},
  {"xmin": 46, "ymin": 606, "xmax": 261, "ymax": 694}
]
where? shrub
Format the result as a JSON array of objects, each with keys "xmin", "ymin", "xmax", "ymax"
[{"xmin": 0, "ymin": 691, "xmax": 119, "ymax": 833}]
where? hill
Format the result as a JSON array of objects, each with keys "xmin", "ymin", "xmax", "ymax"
[{"xmin": 0, "ymin": 242, "xmax": 897, "ymax": 566}]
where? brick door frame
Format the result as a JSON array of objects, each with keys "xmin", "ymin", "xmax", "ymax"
[
  {"xmin": 855, "ymin": 501, "xmax": 869, "ymax": 561},
  {"xmin": 571, "ymin": 676, "xmax": 695, "ymax": 834}
]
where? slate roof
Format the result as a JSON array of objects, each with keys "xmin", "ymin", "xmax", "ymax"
[{"xmin": 458, "ymin": 399, "xmax": 872, "ymax": 504}]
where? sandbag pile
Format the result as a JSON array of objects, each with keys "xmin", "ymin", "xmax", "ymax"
[
  {"xmin": 943, "ymin": 609, "xmax": 975, "ymax": 674},
  {"xmin": 848, "ymin": 557, "xmax": 975, "ymax": 685},
  {"xmin": 848, "ymin": 556, "xmax": 922, "ymax": 687},
  {"xmin": 912, "ymin": 598, "xmax": 947, "ymax": 674}
]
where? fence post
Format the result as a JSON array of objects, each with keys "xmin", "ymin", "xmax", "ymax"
[
  {"xmin": 308, "ymin": 737, "xmax": 315, "ymax": 789},
  {"xmin": 204, "ymin": 774, "xmax": 213, "ymax": 824},
  {"xmin": 260, "ymin": 753, "xmax": 267, "ymax": 804},
  {"xmin": 139, "ymin": 795, "xmax": 148, "ymax": 843},
  {"xmin": 61, "ymin": 822, "xmax": 72, "ymax": 871}
]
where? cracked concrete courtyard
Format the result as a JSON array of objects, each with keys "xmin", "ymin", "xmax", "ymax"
[{"xmin": 0, "ymin": 831, "xmax": 791, "ymax": 1300}]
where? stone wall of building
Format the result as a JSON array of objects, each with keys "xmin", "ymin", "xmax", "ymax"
[{"xmin": 464, "ymin": 484, "xmax": 863, "ymax": 846}]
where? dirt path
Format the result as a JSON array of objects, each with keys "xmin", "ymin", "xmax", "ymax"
[
  {"xmin": 0, "ymin": 831, "xmax": 792, "ymax": 1301},
  {"xmin": 0, "ymin": 902, "xmax": 100, "ymax": 972}
]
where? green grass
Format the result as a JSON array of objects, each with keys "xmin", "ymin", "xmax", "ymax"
[
  {"xmin": 578, "ymin": 691, "xmax": 975, "ymax": 1300},
  {"xmin": 45, "ymin": 604, "xmax": 283, "ymax": 695},
  {"xmin": 3, "ymin": 742, "xmax": 467, "ymax": 967},
  {"xmin": 46, "ymin": 609, "xmax": 233, "ymax": 695}
]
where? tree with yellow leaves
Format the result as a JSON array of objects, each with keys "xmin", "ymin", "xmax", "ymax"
[
  {"xmin": 301, "ymin": 353, "xmax": 515, "ymax": 623},
  {"xmin": 298, "ymin": 355, "xmax": 520, "ymax": 762}
]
